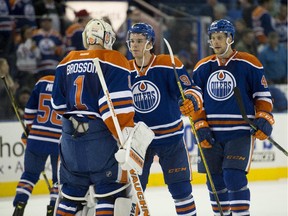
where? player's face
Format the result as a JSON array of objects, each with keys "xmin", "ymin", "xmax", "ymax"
[
  {"xmin": 128, "ymin": 33, "xmax": 148, "ymax": 58},
  {"xmin": 209, "ymin": 32, "xmax": 229, "ymax": 55}
]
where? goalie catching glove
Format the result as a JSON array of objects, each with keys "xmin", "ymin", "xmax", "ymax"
[
  {"xmin": 115, "ymin": 121, "xmax": 154, "ymax": 175},
  {"xmin": 251, "ymin": 111, "xmax": 274, "ymax": 140}
]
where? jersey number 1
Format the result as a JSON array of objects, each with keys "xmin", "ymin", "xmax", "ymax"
[{"xmin": 74, "ymin": 75, "xmax": 88, "ymax": 110}]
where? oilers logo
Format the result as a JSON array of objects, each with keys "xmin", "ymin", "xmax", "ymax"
[
  {"xmin": 207, "ymin": 70, "xmax": 236, "ymax": 101},
  {"xmin": 132, "ymin": 80, "xmax": 160, "ymax": 113},
  {"xmin": 39, "ymin": 38, "xmax": 56, "ymax": 55}
]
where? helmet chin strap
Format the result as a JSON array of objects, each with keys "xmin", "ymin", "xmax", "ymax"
[
  {"xmin": 139, "ymin": 41, "xmax": 152, "ymax": 73},
  {"xmin": 218, "ymin": 38, "xmax": 234, "ymax": 57},
  {"xmin": 209, "ymin": 37, "xmax": 234, "ymax": 57}
]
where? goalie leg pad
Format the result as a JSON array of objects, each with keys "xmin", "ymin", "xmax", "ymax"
[
  {"xmin": 114, "ymin": 197, "xmax": 133, "ymax": 216},
  {"xmin": 115, "ymin": 121, "xmax": 154, "ymax": 175},
  {"xmin": 127, "ymin": 121, "xmax": 154, "ymax": 174},
  {"xmin": 114, "ymin": 197, "xmax": 140, "ymax": 216}
]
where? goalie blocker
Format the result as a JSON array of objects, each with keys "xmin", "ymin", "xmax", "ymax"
[{"xmin": 115, "ymin": 121, "xmax": 154, "ymax": 175}]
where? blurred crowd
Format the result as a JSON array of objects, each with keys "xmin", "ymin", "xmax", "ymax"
[{"xmin": 0, "ymin": 0, "xmax": 287, "ymax": 121}]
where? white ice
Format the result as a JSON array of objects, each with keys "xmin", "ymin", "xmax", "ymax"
[{"xmin": 0, "ymin": 179, "xmax": 287, "ymax": 216}]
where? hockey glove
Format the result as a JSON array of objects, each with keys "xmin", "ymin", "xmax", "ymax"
[
  {"xmin": 251, "ymin": 111, "xmax": 274, "ymax": 140},
  {"xmin": 179, "ymin": 93, "xmax": 201, "ymax": 117},
  {"xmin": 194, "ymin": 120, "xmax": 215, "ymax": 148},
  {"xmin": 21, "ymin": 126, "xmax": 30, "ymax": 145},
  {"xmin": 115, "ymin": 121, "xmax": 154, "ymax": 175}
]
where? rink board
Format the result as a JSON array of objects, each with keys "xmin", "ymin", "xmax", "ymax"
[{"xmin": 0, "ymin": 114, "xmax": 287, "ymax": 197}]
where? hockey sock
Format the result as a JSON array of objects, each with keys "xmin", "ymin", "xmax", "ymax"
[
  {"xmin": 49, "ymin": 183, "xmax": 59, "ymax": 206},
  {"xmin": 174, "ymin": 194, "xmax": 197, "ymax": 216},
  {"xmin": 207, "ymin": 173, "xmax": 231, "ymax": 215},
  {"xmin": 55, "ymin": 199, "xmax": 78, "ymax": 216},
  {"xmin": 96, "ymin": 199, "xmax": 114, "ymax": 216},
  {"xmin": 224, "ymin": 169, "xmax": 250, "ymax": 216},
  {"xmin": 209, "ymin": 188, "xmax": 231, "ymax": 216},
  {"xmin": 228, "ymin": 187, "xmax": 250, "ymax": 216},
  {"xmin": 13, "ymin": 179, "xmax": 35, "ymax": 206}
]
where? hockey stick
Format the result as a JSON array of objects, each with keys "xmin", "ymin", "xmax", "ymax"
[
  {"xmin": 1, "ymin": 76, "xmax": 53, "ymax": 192},
  {"xmin": 1, "ymin": 76, "xmax": 27, "ymax": 136},
  {"xmin": 93, "ymin": 58, "xmax": 151, "ymax": 216},
  {"xmin": 42, "ymin": 171, "xmax": 52, "ymax": 192},
  {"xmin": 163, "ymin": 38, "xmax": 224, "ymax": 216},
  {"xmin": 233, "ymin": 87, "xmax": 288, "ymax": 157}
]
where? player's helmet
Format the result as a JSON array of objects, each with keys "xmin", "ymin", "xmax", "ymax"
[
  {"xmin": 82, "ymin": 19, "xmax": 116, "ymax": 50},
  {"xmin": 127, "ymin": 23, "xmax": 155, "ymax": 45},
  {"xmin": 207, "ymin": 19, "xmax": 235, "ymax": 39}
]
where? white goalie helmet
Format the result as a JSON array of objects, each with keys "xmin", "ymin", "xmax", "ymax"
[{"xmin": 82, "ymin": 19, "xmax": 116, "ymax": 50}]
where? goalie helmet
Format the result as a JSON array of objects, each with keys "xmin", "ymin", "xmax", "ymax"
[
  {"xmin": 126, "ymin": 23, "xmax": 155, "ymax": 45},
  {"xmin": 82, "ymin": 19, "xmax": 116, "ymax": 50},
  {"xmin": 208, "ymin": 19, "xmax": 235, "ymax": 40}
]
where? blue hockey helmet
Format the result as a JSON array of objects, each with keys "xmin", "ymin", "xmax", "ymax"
[
  {"xmin": 127, "ymin": 23, "xmax": 155, "ymax": 45},
  {"xmin": 208, "ymin": 19, "xmax": 235, "ymax": 39}
]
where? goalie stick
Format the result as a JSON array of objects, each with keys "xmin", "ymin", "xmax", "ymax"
[
  {"xmin": 93, "ymin": 58, "xmax": 151, "ymax": 216},
  {"xmin": 163, "ymin": 38, "xmax": 224, "ymax": 216},
  {"xmin": 233, "ymin": 87, "xmax": 288, "ymax": 157}
]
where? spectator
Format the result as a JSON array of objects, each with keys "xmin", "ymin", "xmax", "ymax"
[
  {"xmin": 116, "ymin": 5, "xmax": 142, "ymax": 59},
  {"xmin": 34, "ymin": 0, "xmax": 66, "ymax": 35},
  {"xmin": 258, "ymin": 31, "xmax": 287, "ymax": 84},
  {"xmin": 32, "ymin": 14, "xmax": 64, "ymax": 81},
  {"xmin": 0, "ymin": 0, "xmax": 15, "ymax": 64},
  {"xmin": 117, "ymin": 6, "xmax": 142, "ymax": 44},
  {"xmin": 252, "ymin": 0, "xmax": 275, "ymax": 49},
  {"xmin": 213, "ymin": 3, "xmax": 231, "ymax": 21},
  {"xmin": 10, "ymin": 0, "xmax": 37, "ymax": 36},
  {"xmin": 15, "ymin": 87, "xmax": 31, "ymax": 119},
  {"xmin": 199, "ymin": 0, "xmax": 219, "ymax": 20},
  {"xmin": 15, "ymin": 25, "xmax": 41, "ymax": 90},
  {"xmin": 274, "ymin": 0, "xmax": 287, "ymax": 47},
  {"xmin": 233, "ymin": 18, "xmax": 247, "ymax": 44},
  {"xmin": 65, "ymin": 9, "xmax": 90, "ymax": 53},
  {"xmin": 0, "ymin": 58, "xmax": 18, "ymax": 121},
  {"xmin": 235, "ymin": 28, "xmax": 258, "ymax": 56},
  {"xmin": 239, "ymin": 0, "xmax": 257, "ymax": 28}
]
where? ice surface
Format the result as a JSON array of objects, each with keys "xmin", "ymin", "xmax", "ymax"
[{"xmin": 1, "ymin": 180, "xmax": 287, "ymax": 216}]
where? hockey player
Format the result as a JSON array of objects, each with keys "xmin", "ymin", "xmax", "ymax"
[
  {"xmin": 182, "ymin": 19, "xmax": 274, "ymax": 215},
  {"xmin": 12, "ymin": 75, "xmax": 62, "ymax": 216},
  {"xmin": 126, "ymin": 23, "xmax": 203, "ymax": 215},
  {"xmin": 51, "ymin": 19, "xmax": 153, "ymax": 216}
]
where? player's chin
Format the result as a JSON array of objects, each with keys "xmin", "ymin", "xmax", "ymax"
[{"xmin": 132, "ymin": 51, "xmax": 141, "ymax": 58}]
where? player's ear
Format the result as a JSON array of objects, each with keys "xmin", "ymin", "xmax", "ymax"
[
  {"xmin": 227, "ymin": 34, "xmax": 233, "ymax": 43},
  {"xmin": 145, "ymin": 40, "xmax": 153, "ymax": 51}
]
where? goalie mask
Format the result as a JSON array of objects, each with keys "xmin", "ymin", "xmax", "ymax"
[{"xmin": 82, "ymin": 19, "xmax": 116, "ymax": 50}]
